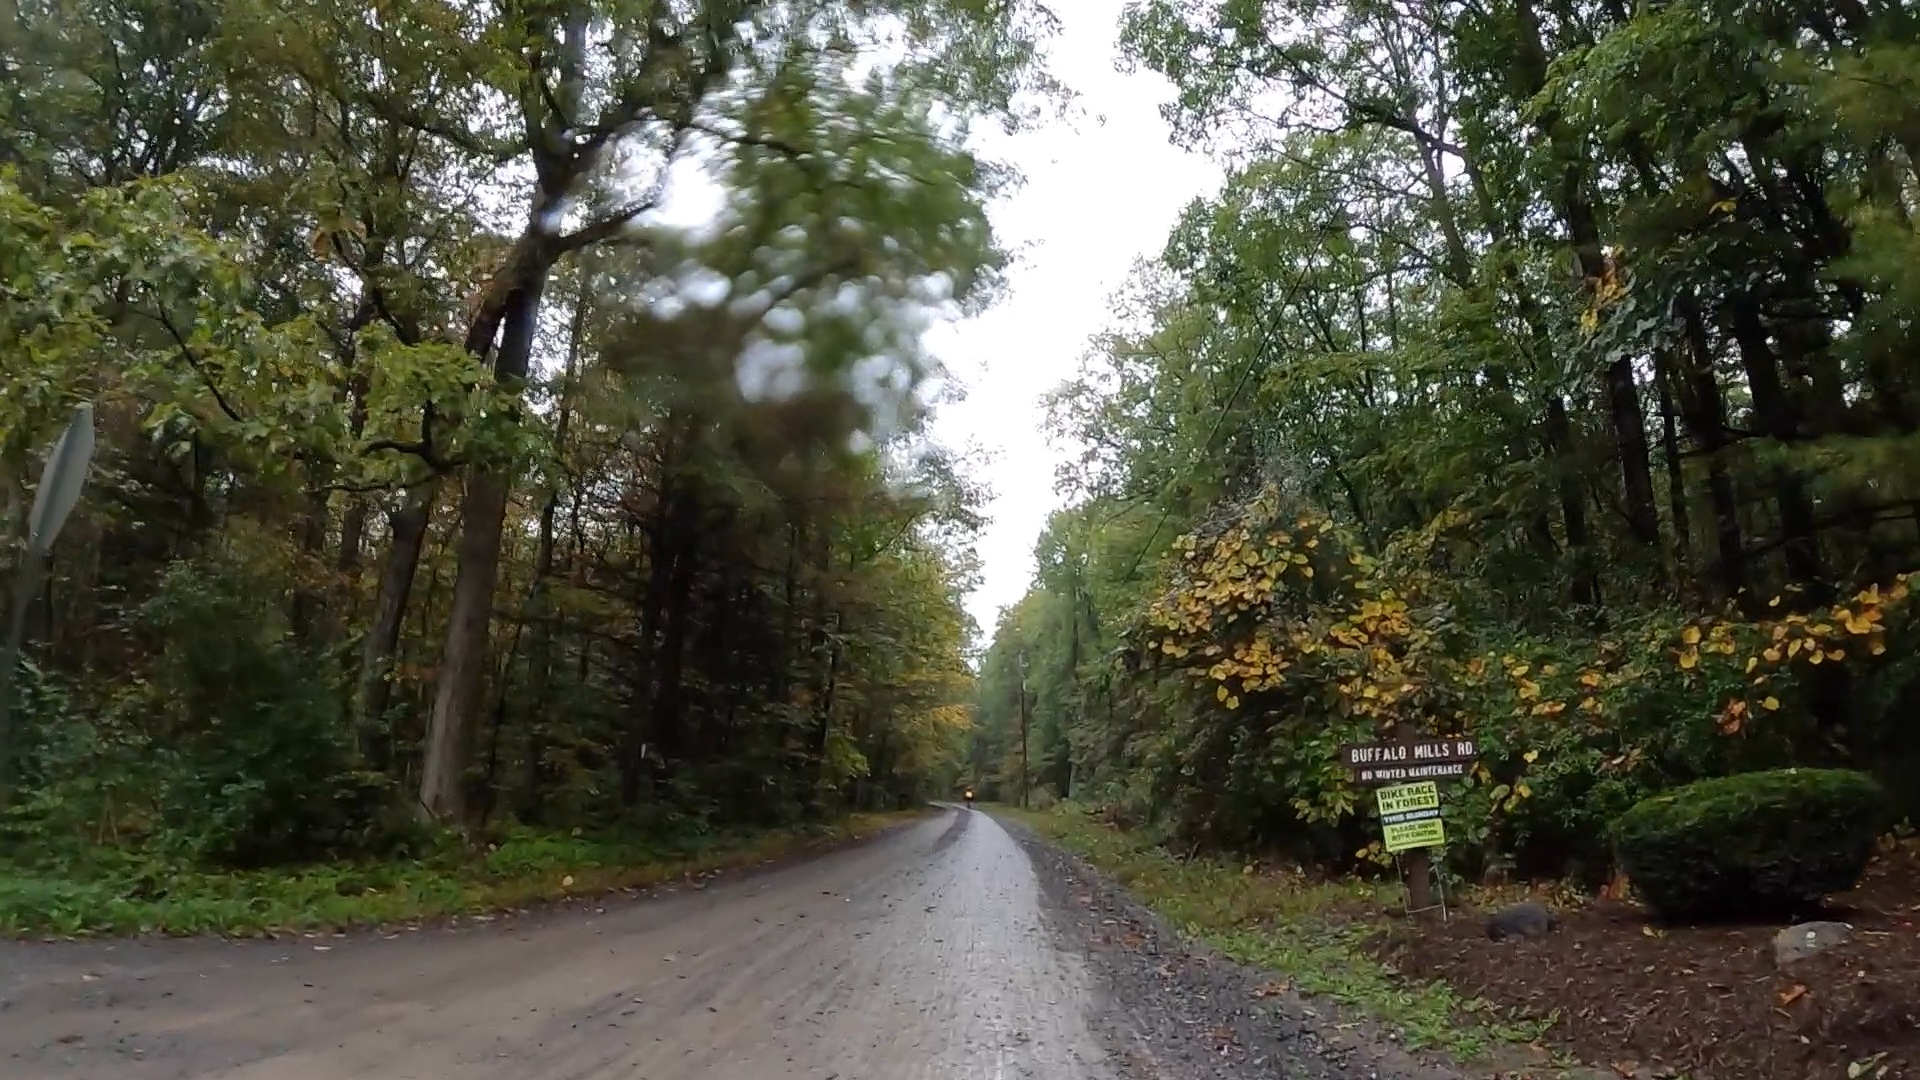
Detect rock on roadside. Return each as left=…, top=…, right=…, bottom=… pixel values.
left=1486, top=901, right=1559, bottom=942
left=1772, top=921, right=1853, bottom=967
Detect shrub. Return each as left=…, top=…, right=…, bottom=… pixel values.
left=1610, top=768, right=1886, bottom=921
left=130, top=557, right=420, bottom=867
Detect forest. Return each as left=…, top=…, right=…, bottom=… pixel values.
left=0, top=0, right=1057, bottom=927
left=4, top=0, right=1917, bottom=946
left=7, top=0, right=1914, bottom=1070
left=971, top=0, right=1920, bottom=886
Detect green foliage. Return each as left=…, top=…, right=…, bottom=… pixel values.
left=1610, top=768, right=1887, bottom=922
left=2, top=0, right=1045, bottom=931
left=128, top=557, right=417, bottom=867
left=984, top=0, right=1920, bottom=916
left=0, top=811, right=919, bottom=937
left=4, top=553, right=411, bottom=869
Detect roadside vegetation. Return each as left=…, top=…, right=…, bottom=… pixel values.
left=997, top=804, right=1541, bottom=1062
left=1, top=0, right=1051, bottom=936
left=1006, top=801, right=1917, bottom=1080
left=970, top=2, right=1920, bottom=1078
left=0, top=810, right=922, bottom=939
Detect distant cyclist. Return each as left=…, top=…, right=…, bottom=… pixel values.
left=963, top=788, right=975, bottom=809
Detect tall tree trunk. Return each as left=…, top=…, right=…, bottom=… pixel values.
left=519, top=487, right=561, bottom=823
left=1458, top=145, right=1601, bottom=609
left=1674, top=295, right=1749, bottom=605
left=1604, top=350, right=1664, bottom=559
left=802, top=529, right=835, bottom=814
left=414, top=0, right=604, bottom=822
left=807, top=614, right=842, bottom=818
left=1728, top=296, right=1827, bottom=600
left=1543, top=395, right=1602, bottom=608
left=338, top=499, right=369, bottom=579
left=289, top=486, right=333, bottom=642
left=1511, top=0, right=1660, bottom=583
left=478, top=615, right=528, bottom=825
left=419, top=279, right=547, bottom=822
left=619, top=478, right=675, bottom=808
left=1654, top=349, right=1694, bottom=583
left=651, top=496, right=700, bottom=793
left=356, top=481, right=434, bottom=768
left=519, top=280, right=586, bottom=821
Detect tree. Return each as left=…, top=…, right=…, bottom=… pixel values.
left=0, top=0, right=1032, bottom=872
left=993, top=0, right=1920, bottom=870
left=408, top=0, right=1053, bottom=821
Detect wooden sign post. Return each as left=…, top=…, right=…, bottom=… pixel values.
left=1341, top=733, right=1476, bottom=917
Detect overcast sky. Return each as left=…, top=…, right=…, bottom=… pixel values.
left=923, top=0, right=1221, bottom=640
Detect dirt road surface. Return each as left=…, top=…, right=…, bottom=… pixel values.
left=0, top=808, right=1466, bottom=1080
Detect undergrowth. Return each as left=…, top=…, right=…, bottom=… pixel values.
left=0, top=810, right=923, bottom=938
left=1000, top=802, right=1554, bottom=1061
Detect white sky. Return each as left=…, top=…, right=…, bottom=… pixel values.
left=629, top=0, right=1220, bottom=639
left=923, top=0, right=1221, bottom=637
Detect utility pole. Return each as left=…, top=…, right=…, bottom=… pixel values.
left=1016, top=647, right=1030, bottom=809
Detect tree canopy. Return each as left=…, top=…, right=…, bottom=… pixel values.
left=974, top=0, right=1920, bottom=880
left=1, top=0, right=1051, bottom=870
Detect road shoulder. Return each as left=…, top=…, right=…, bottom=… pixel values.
left=999, top=810, right=1487, bottom=1080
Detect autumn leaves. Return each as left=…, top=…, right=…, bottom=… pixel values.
left=1128, top=480, right=1914, bottom=839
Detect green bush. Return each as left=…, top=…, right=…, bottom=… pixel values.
left=127, top=557, right=421, bottom=868
left=1610, top=768, right=1886, bottom=921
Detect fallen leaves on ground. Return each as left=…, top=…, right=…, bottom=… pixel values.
left=1368, top=842, right=1920, bottom=1080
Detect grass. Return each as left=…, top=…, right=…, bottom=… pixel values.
left=0, top=809, right=926, bottom=939
left=998, top=803, right=1551, bottom=1062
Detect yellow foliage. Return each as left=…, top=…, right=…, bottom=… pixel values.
left=1141, top=488, right=1445, bottom=736
left=1144, top=482, right=1916, bottom=835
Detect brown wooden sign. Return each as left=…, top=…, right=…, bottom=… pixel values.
left=1342, top=738, right=1477, bottom=786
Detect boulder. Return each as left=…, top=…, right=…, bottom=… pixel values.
left=1772, top=921, right=1853, bottom=966
left=1486, top=900, right=1560, bottom=942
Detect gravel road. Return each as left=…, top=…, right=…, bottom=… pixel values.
left=0, top=807, right=1469, bottom=1080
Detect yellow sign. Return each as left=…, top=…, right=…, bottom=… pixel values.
left=1376, top=781, right=1445, bottom=853
left=1375, top=781, right=1439, bottom=816
left=1382, top=815, right=1446, bottom=853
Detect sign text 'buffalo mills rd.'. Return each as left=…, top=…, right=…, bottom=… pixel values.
left=1339, top=737, right=1477, bottom=786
